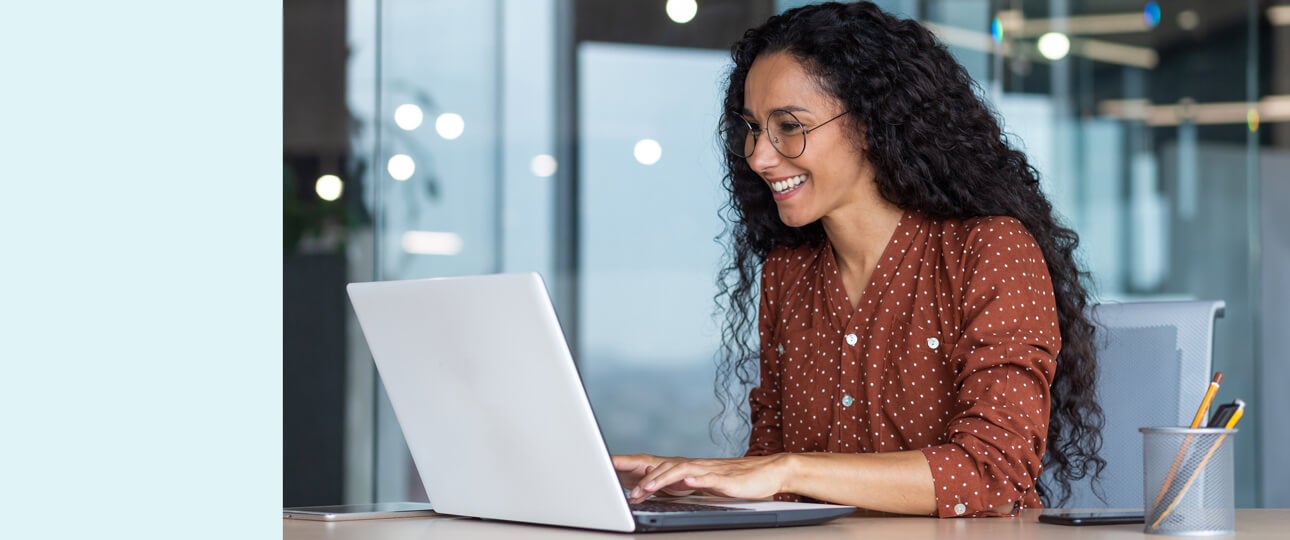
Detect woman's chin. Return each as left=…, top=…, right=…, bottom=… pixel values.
left=777, top=209, right=815, bottom=228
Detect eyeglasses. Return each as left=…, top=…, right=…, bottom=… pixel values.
left=721, top=109, right=849, bottom=159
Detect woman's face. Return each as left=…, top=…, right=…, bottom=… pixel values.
left=742, top=52, right=875, bottom=228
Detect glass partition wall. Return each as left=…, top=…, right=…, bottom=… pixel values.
left=339, top=0, right=1272, bottom=507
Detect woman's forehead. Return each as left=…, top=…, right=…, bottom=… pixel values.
left=742, top=52, right=833, bottom=117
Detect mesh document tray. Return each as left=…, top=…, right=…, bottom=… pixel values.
left=1048, top=300, right=1224, bottom=509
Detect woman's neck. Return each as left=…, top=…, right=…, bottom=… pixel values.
left=820, top=200, right=905, bottom=277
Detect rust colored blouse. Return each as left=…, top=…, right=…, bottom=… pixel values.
left=746, top=210, right=1060, bottom=518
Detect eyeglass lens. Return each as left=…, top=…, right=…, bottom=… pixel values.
left=722, top=110, right=809, bottom=159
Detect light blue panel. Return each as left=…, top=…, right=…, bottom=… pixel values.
left=925, top=0, right=990, bottom=84
left=1176, top=122, right=1198, bottom=221
left=577, top=42, right=731, bottom=457
left=376, top=0, right=501, bottom=280
left=577, top=42, right=729, bottom=368
left=501, top=0, right=556, bottom=279
left=0, top=1, right=280, bottom=539
left=1130, top=152, right=1166, bottom=291
left=996, top=94, right=1058, bottom=208
left=1260, top=151, right=1290, bottom=507
left=1078, top=118, right=1126, bottom=299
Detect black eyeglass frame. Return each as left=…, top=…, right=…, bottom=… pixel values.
left=723, top=109, right=850, bottom=159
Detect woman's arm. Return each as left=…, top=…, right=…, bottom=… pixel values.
left=624, top=450, right=936, bottom=514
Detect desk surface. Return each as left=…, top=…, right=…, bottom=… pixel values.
left=284, top=509, right=1287, bottom=539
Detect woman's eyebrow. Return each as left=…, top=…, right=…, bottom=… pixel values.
left=741, top=105, right=811, bottom=116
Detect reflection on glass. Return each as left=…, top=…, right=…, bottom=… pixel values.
left=632, top=138, right=662, bottom=165
left=315, top=174, right=343, bottom=201
left=1144, top=1, right=1162, bottom=28
left=434, top=112, right=465, bottom=140
left=394, top=104, right=424, bottom=130
left=400, top=231, right=464, bottom=256
left=386, top=154, right=415, bottom=181
left=529, top=154, right=557, bottom=177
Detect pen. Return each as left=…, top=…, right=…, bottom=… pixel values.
left=1190, top=372, right=1223, bottom=428
left=1223, top=399, right=1245, bottom=429
left=1207, top=401, right=1240, bottom=428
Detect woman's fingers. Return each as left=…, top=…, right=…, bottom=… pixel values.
left=631, top=460, right=704, bottom=502
left=611, top=454, right=653, bottom=473
left=612, top=454, right=664, bottom=489
left=628, top=456, right=784, bottom=502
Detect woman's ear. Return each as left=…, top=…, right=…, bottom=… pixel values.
left=851, top=121, right=870, bottom=152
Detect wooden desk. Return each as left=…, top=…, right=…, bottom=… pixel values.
left=284, top=509, right=1287, bottom=539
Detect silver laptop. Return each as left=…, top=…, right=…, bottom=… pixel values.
left=347, top=272, right=856, bottom=532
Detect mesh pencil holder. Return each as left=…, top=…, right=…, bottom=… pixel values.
left=1140, top=427, right=1237, bottom=536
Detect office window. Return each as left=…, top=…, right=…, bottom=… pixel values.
left=308, top=0, right=1284, bottom=508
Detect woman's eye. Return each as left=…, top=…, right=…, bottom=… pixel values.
left=779, top=122, right=804, bottom=133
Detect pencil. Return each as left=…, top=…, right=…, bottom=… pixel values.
left=1150, top=372, right=1224, bottom=514
left=1190, top=372, right=1223, bottom=428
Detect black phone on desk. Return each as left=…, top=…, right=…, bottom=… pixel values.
left=1038, top=510, right=1144, bottom=526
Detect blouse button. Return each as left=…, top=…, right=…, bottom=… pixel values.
left=776, top=343, right=785, bottom=355
left=842, top=395, right=854, bottom=407
left=953, top=503, right=967, bottom=515
left=927, top=336, right=940, bottom=350
left=844, top=333, right=858, bottom=346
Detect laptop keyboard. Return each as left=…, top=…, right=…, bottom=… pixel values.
left=630, top=500, right=743, bottom=513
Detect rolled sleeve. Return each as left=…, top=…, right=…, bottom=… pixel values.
left=922, top=218, right=1060, bottom=518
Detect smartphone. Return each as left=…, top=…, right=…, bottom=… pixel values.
left=283, top=502, right=436, bottom=521
left=1038, top=510, right=1144, bottom=526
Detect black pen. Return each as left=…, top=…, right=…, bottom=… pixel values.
left=1207, top=401, right=1240, bottom=428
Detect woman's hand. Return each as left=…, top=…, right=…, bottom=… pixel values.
left=611, top=454, right=697, bottom=498
left=617, top=454, right=795, bottom=504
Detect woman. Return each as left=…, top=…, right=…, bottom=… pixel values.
left=612, top=1, right=1104, bottom=517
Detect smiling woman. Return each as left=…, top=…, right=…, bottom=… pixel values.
left=612, top=1, right=1105, bottom=518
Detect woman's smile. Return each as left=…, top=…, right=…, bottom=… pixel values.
left=769, top=173, right=808, bottom=200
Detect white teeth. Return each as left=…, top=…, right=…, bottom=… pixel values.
left=772, top=174, right=807, bottom=193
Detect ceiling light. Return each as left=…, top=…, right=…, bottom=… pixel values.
left=1037, top=32, right=1070, bottom=61
left=666, top=0, right=697, bottom=24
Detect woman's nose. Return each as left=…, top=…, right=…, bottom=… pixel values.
left=745, top=132, right=782, bottom=171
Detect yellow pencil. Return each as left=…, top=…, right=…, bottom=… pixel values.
left=1151, top=372, right=1225, bottom=513
left=1190, top=372, right=1223, bottom=428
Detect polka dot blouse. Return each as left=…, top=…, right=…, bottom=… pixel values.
left=746, top=210, right=1060, bottom=518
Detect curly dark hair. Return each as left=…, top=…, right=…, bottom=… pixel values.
left=711, top=1, right=1104, bottom=507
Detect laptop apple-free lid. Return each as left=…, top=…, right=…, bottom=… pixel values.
left=348, top=273, right=637, bottom=532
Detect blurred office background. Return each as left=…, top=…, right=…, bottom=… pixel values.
left=284, top=0, right=1290, bottom=509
